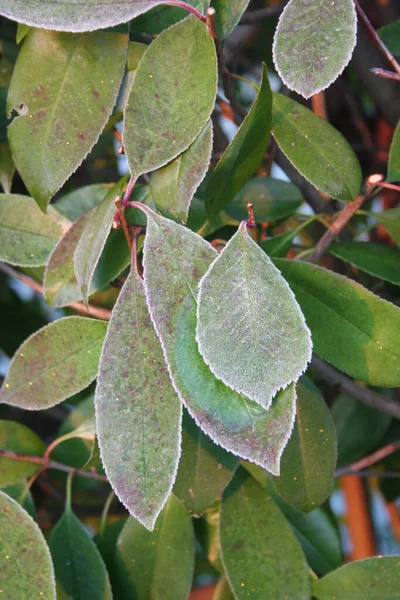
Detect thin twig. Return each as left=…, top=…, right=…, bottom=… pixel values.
left=0, top=449, right=108, bottom=483
left=336, top=470, right=400, bottom=479
left=311, top=355, right=400, bottom=420
left=115, top=196, right=133, bottom=252
left=336, top=441, right=400, bottom=476
left=164, top=0, right=207, bottom=22
left=0, top=262, right=111, bottom=321
left=371, top=68, right=400, bottom=82
left=354, top=0, right=400, bottom=75
left=239, top=3, right=287, bottom=25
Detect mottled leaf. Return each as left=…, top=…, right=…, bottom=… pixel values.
left=313, top=556, right=400, bottom=599
left=96, top=264, right=181, bottom=530
left=74, top=176, right=128, bottom=305
left=273, top=0, right=357, bottom=99
left=138, top=204, right=296, bottom=474
left=388, top=120, right=400, bottom=182
left=211, top=0, right=250, bottom=38
left=378, top=19, right=400, bottom=57
left=197, top=222, right=312, bottom=408
left=7, top=29, right=127, bottom=210
left=55, top=183, right=111, bottom=221
left=0, top=420, right=45, bottom=487
left=272, top=93, right=362, bottom=201
left=49, top=505, right=112, bottom=600
left=0, top=0, right=204, bottom=32
left=115, top=495, right=195, bottom=600
left=371, top=207, right=400, bottom=246
left=205, top=64, right=272, bottom=220
left=220, top=468, right=310, bottom=600
left=330, top=240, right=400, bottom=286
left=150, top=120, right=213, bottom=222
left=271, top=377, right=337, bottom=513
left=0, top=193, right=66, bottom=266
left=124, top=16, right=217, bottom=177
left=274, top=258, right=400, bottom=386
left=173, top=410, right=238, bottom=516
left=0, top=316, right=107, bottom=409
left=0, top=491, right=56, bottom=600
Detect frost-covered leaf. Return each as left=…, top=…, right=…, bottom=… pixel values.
left=173, top=410, right=238, bottom=516
left=206, top=64, right=272, bottom=220
left=211, top=0, right=250, bottom=38
left=0, top=0, right=203, bottom=32
left=137, top=204, right=296, bottom=474
left=115, top=495, right=195, bottom=600
left=74, top=176, right=128, bottom=305
left=273, top=0, right=357, bottom=99
left=197, top=222, right=312, bottom=408
left=124, top=16, right=217, bottom=177
left=330, top=241, right=400, bottom=286
left=0, top=317, right=107, bottom=410
left=272, top=93, right=362, bottom=201
left=0, top=491, right=56, bottom=600
left=388, top=120, right=400, bottom=183
left=7, top=29, right=127, bottom=210
left=271, top=377, right=337, bottom=513
left=220, top=468, right=310, bottom=600
left=0, top=420, right=45, bottom=487
left=150, top=120, right=213, bottom=222
left=0, top=193, right=66, bottom=266
left=96, top=263, right=181, bottom=531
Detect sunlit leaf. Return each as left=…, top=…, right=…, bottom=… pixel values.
left=271, top=377, right=337, bottom=513
left=173, top=410, right=238, bottom=516
left=124, top=16, right=217, bottom=178
left=0, top=316, right=107, bottom=409
left=0, top=420, right=45, bottom=487
left=272, top=93, right=362, bottom=201
left=275, top=258, right=400, bottom=387
left=388, top=120, right=400, bottom=183
left=115, top=495, right=195, bottom=600
left=213, top=576, right=235, bottom=600
left=150, top=120, right=213, bottom=222
left=7, top=29, right=127, bottom=210
left=0, top=490, right=56, bottom=600
left=220, top=468, right=310, bottom=600
left=205, top=64, right=272, bottom=220
left=330, top=240, right=400, bottom=286
left=197, top=222, right=312, bottom=408
left=273, top=0, right=357, bottom=98
left=96, top=263, right=181, bottom=530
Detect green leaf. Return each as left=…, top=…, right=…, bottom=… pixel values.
left=388, top=120, right=400, bottom=182
left=313, top=556, right=400, bottom=599
left=260, top=221, right=308, bottom=258
left=205, top=63, right=272, bottom=220
left=49, top=505, right=112, bottom=600
left=371, top=207, right=400, bottom=246
left=274, top=258, right=400, bottom=386
left=225, top=176, right=303, bottom=222
left=7, top=29, right=127, bottom=210
left=213, top=576, right=235, bottom=600
left=115, top=494, right=195, bottom=600
left=0, top=0, right=204, bottom=32
left=273, top=0, right=357, bottom=99
left=124, top=16, right=217, bottom=178
left=0, top=142, right=15, bottom=193
left=96, top=264, right=181, bottom=531
left=378, top=19, right=400, bottom=56
left=271, top=377, right=337, bottom=513
left=197, top=222, right=312, bottom=408
left=330, top=240, right=400, bottom=286
left=0, top=420, right=45, bottom=487
left=0, top=193, right=66, bottom=266
left=0, top=316, right=107, bottom=410
left=130, top=1, right=208, bottom=35
left=16, top=23, right=30, bottom=44
left=0, top=491, right=56, bottom=600
left=139, top=205, right=297, bottom=473
left=55, top=183, right=112, bottom=221
left=1, top=483, right=36, bottom=520
left=150, top=120, right=213, bottom=222
left=332, top=394, right=392, bottom=468
left=220, top=468, right=310, bottom=600
left=272, top=93, right=362, bottom=201
left=173, top=410, right=238, bottom=516
left=199, top=501, right=224, bottom=573
left=74, top=176, right=128, bottom=305
left=211, top=0, right=250, bottom=38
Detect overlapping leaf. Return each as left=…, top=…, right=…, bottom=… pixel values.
left=138, top=205, right=296, bottom=474
left=273, top=0, right=357, bottom=98
left=7, top=29, right=127, bottom=210
left=205, top=63, right=272, bottom=220
left=0, top=491, right=56, bottom=600
left=272, top=93, right=362, bottom=201
left=55, top=183, right=111, bottom=221
left=371, top=207, right=400, bottom=246
left=0, top=420, right=45, bottom=487
left=96, top=263, right=182, bottom=530
left=388, top=120, right=400, bottom=182
left=330, top=241, right=400, bottom=286
left=0, top=316, right=107, bottom=409
left=124, top=16, right=217, bottom=178
left=211, top=0, right=250, bottom=38
left=197, top=222, right=312, bottom=408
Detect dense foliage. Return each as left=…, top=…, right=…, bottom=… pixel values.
left=0, top=1, right=400, bottom=598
